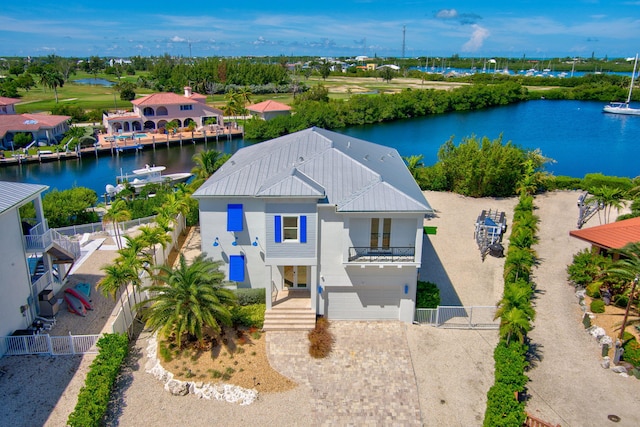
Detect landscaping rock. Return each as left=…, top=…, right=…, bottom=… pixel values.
left=601, top=357, right=610, bottom=369
left=588, top=326, right=606, bottom=340
left=165, top=379, right=189, bottom=396
left=611, top=365, right=628, bottom=374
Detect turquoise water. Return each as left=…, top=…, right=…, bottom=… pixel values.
left=1, top=100, right=639, bottom=196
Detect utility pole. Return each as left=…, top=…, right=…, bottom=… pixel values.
left=402, top=25, right=406, bottom=58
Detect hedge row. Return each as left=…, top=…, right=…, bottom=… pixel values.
left=67, top=333, right=129, bottom=427
left=484, top=192, right=539, bottom=426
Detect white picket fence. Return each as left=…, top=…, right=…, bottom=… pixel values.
left=0, top=333, right=100, bottom=357
left=415, top=306, right=499, bottom=329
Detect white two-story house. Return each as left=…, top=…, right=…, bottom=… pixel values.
left=0, top=181, right=80, bottom=339
left=193, top=127, right=432, bottom=329
left=102, top=87, right=224, bottom=134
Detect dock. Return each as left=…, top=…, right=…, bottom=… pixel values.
left=0, top=126, right=244, bottom=167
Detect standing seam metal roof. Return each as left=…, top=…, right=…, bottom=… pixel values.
left=193, top=127, right=432, bottom=213
left=0, top=181, right=48, bottom=215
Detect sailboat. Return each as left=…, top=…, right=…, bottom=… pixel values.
left=603, top=54, right=640, bottom=116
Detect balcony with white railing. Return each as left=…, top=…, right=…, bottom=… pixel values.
left=347, top=246, right=416, bottom=263
left=24, top=223, right=81, bottom=260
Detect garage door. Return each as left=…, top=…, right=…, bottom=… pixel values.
left=326, top=287, right=401, bottom=320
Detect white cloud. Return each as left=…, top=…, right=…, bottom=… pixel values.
left=462, top=25, right=489, bottom=52
left=436, top=9, right=458, bottom=19
left=171, top=36, right=186, bottom=42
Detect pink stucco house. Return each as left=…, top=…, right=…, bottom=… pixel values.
left=102, top=87, right=224, bottom=135
left=0, top=97, right=70, bottom=148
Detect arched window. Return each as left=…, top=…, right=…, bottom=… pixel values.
left=156, top=106, right=168, bottom=116
left=143, top=107, right=155, bottom=116
left=144, top=121, right=156, bottom=130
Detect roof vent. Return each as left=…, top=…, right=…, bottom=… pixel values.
left=347, top=141, right=351, bottom=149
left=380, top=156, right=385, bottom=161
left=298, top=156, right=304, bottom=162
left=363, top=154, right=369, bottom=161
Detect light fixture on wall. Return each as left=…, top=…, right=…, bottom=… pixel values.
left=232, top=236, right=238, bottom=246
left=404, top=284, right=409, bottom=295
left=252, top=237, right=259, bottom=247
left=212, top=237, right=220, bottom=247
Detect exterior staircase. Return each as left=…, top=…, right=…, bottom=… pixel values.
left=263, top=290, right=316, bottom=331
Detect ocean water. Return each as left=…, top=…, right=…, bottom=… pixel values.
left=1, top=100, right=638, bottom=196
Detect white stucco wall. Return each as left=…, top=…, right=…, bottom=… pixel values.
left=0, top=209, right=33, bottom=336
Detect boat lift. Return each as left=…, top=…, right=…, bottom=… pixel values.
left=577, top=192, right=603, bottom=229
left=474, top=209, right=507, bottom=261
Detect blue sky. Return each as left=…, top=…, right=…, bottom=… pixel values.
left=2, top=1, right=640, bottom=58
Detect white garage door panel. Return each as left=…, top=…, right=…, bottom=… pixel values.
left=327, top=288, right=401, bottom=320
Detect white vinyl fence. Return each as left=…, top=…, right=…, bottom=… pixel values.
left=0, top=333, right=100, bottom=356
left=415, top=306, right=499, bottom=329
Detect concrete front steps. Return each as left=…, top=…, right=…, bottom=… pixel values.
left=262, top=307, right=316, bottom=331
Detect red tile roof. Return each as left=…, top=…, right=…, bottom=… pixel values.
left=0, top=113, right=70, bottom=139
left=246, top=100, right=292, bottom=113
left=0, top=97, right=20, bottom=106
left=131, top=92, right=201, bottom=106
left=569, top=216, right=640, bottom=250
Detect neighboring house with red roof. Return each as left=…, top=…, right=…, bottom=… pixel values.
left=0, top=97, right=70, bottom=148
left=246, top=100, right=292, bottom=121
left=569, top=216, right=640, bottom=254
left=102, top=87, right=224, bottom=134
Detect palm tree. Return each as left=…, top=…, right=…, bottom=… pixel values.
left=237, top=86, right=253, bottom=107
left=140, top=254, right=237, bottom=348
left=191, top=150, right=230, bottom=187
left=98, top=261, right=139, bottom=334
left=137, top=225, right=172, bottom=266
left=499, top=307, right=532, bottom=345
left=102, top=200, right=131, bottom=250
left=39, top=68, right=65, bottom=103
left=403, top=154, right=424, bottom=180
left=586, top=186, right=626, bottom=224
left=607, top=242, right=640, bottom=340
left=115, top=235, right=152, bottom=308
left=494, top=281, right=535, bottom=322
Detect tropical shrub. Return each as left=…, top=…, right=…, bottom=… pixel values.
left=581, top=173, right=633, bottom=193
left=567, top=249, right=611, bottom=288
left=590, top=299, right=605, bottom=313
left=483, top=382, right=526, bottom=427
left=416, top=281, right=440, bottom=308
left=12, top=132, right=33, bottom=147
left=543, top=175, right=582, bottom=191
left=308, top=317, right=333, bottom=358
left=230, top=304, right=265, bottom=328
left=613, top=294, right=629, bottom=308
left=585, top=282, right=602, bottom=299
left=234, top=288, right=266, bottom=306
left=67, top=334, right=129, bottom=427
left=623, top=338, right=640, bottom=367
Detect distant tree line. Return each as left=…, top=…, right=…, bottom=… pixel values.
left=244, top=82, right=529, bottom=140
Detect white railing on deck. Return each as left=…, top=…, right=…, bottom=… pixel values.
left=24, top=226, right=81, bottom=259
left=415, top=306, right=499, bottom=329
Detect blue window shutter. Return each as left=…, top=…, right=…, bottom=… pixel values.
left=227, top=204, right=243, bottom=232
left=274, top=215, right=282, bottom=243
left=229, top=255, right=245, bottom=282
left=300, top=215, right=307, bottom=243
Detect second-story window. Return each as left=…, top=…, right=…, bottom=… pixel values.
left=180, top=104, right=193, bottom=111
left=275, top=215, right=307, bottom=243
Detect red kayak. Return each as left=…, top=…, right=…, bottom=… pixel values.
left=64, top=290, right=87, bottom=317
left=65, top=287, right=93, bottom=310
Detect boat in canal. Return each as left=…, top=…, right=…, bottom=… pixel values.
left=106, top=164, right=192, bottom=195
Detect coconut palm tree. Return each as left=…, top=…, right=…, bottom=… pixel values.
left=141, top=254, right=237, bottom=348
left=39, top=68, right=65, bottom=103
left=607, top=242, right=640, bottom=340
left=98, top=261, right=139, bottom=334
left=586, top=186, right=626, bottom=224
left=499, top=307, right=532, bottom=345
left=191, top=150, right=230, bottom=187
left=403, top=154, right=424, bottom=180
left=102, top=200, right=131, bottom=250
left=137, top=224, right=172, bottom=266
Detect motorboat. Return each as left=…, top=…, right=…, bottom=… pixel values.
left=107, top=164, right=192, bottom=195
